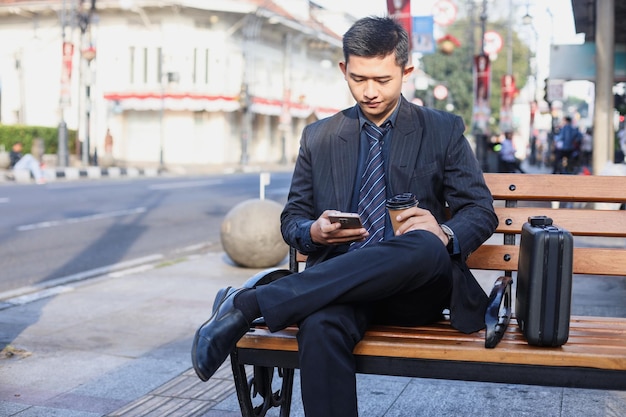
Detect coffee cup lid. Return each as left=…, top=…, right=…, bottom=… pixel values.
left=386, top=193, right=417, bottom=209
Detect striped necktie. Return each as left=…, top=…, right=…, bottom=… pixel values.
left=350, top=122, right=390, bottom=250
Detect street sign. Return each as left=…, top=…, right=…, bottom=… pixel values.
left=432, top=0, right=457, bottom=26
left=483, top=31, right=503, bottom=55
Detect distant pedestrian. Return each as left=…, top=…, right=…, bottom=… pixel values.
left=580, top=127, right=593, bottom=168
left=498, top=131, right=525, bottom=173
left=553, top=116, right=582, bottom=174
left=9, top=142, right=45, bottom=184
left=617, top=126, right=626, bottom=163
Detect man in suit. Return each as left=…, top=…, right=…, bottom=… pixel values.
left=192, top=16, right=497, bottom=417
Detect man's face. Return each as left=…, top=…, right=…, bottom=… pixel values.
left=340, top=53, right=413, bottom=126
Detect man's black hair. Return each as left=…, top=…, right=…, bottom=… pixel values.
left=342, top=16, right=409, bottom=68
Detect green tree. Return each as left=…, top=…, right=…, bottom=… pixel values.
left=419, top=18, right=532, bottom=134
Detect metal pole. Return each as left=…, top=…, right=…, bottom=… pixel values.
left=477, top=0, right=488, bottom=171
left=78, top=0, right=97, bottom=166
left=57, top=0, right=69, bottom=167
left=507, top=0, right=513, bottom=75
left=85, top=65, right=92, bottom=165
left=280, top=33, right=292, bottom=165
left=159, top=48, right=165, bottom=169
left=480, top=0, right=487, bottom=53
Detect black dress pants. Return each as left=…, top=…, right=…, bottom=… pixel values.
left=256, top=231, right=453, bottom=417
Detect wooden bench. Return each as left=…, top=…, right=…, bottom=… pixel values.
left=229, top=173, right=626, bottom=417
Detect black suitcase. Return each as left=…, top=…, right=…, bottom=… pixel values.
left=515, top=216, right=573, bottom=346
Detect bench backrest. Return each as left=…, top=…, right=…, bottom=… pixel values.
left=292, top=174, right=626, bottom=279
left=469, top=173, right=626, bottom=277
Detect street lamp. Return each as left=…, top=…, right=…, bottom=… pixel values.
left=522, top=3, right=540, bottom=165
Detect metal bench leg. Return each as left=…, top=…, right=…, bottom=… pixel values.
left=231, top=350, right=295, bottom=417
left=484, top=275, right=513, bottom=348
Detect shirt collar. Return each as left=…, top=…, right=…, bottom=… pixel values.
left=356, top=99, right=401, bottom=131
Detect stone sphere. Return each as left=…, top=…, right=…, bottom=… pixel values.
left=221, top=199, right=288, bottom=268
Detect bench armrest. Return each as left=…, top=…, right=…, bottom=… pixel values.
left=484, top=275, right=513, bottom=348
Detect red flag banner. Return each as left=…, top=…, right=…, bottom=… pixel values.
left=472, top=54, right=491, bottom=133
left=499, top=74, right=516, bottom=131
left=387, top=0, right=411, bottom=46
left=60, top=41, right=74, bottom=106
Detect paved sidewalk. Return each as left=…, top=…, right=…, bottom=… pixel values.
left=1, top=245, right=625, bottom=417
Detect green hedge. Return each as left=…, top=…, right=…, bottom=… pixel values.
left=0, top=124, right=77, bottom=155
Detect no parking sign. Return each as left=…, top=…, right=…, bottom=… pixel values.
left=483, top=31, right=503, bottom=55
left=432, top=0, right=457, bottom=26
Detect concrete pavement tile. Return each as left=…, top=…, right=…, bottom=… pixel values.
left=1, top=349, right=130, bottom=394
left=0, top=401, right=30, bottom=415
left=44, top=392, right=128, bottom=415
left=355, top=374, right=413, bottom=417
left=561, top=388, right=626, bottom=417
left=70, top=356, right=187, bottom=402
left=385, top=379, right=564, bottom=417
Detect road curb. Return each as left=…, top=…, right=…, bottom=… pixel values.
left=1, top=166, right=164, bottom=183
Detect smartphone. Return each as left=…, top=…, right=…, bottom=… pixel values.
left=328, top=212, right=363, bottom=229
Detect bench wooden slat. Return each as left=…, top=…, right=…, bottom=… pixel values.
left=238, top=315, right=626, bottom=371
left=494, top=207, right=626, bottom=237
left=466, top=245, right=626, bottom=276
left=484, top=173, right=626, bottom=202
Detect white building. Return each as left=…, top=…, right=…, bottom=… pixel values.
left=0, top=0, right=355, bottom=170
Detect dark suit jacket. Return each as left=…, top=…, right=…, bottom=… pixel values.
left=281, top=97, right=498, bottom=333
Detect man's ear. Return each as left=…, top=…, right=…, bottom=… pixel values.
left=339, top=61, right=347, bottom=77
left=402, top=65, right=415, bottom=81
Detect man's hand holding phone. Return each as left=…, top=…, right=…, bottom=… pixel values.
left=311, top=210, right=368, bottom=245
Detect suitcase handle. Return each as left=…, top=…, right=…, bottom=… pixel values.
left=529, top=215, right=553, bottom=227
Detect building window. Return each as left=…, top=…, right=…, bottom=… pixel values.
left=158, top=47, right=163, bottom=83
left=205, top=49, right=210, bottom=84
left=143, top=47, right=149, bottom=84
left=129, top=46, right=161, bottom=85
left=193, top=48, right=210, bottom=85
left=129, top=46, right=135, bottom=84
left=193, top=48, right=197, bottom=84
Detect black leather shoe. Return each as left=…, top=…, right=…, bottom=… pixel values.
left=191, top=287, right=251, bottom=381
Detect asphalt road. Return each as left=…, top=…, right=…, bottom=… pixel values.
left=0, top=172, right=292, bottom=295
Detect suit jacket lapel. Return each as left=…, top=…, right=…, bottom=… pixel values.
left=332, top=110, right=360, bottom=211
left=388, top=98, right=423, bottom=195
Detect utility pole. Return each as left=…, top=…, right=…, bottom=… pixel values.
left=474, top=0, right=489, bottom=172
left=57, top=0, right=69, bottom=167
left=77, top=0, right=97, bottom=166
left=240, top=14, right=261, bottom=168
